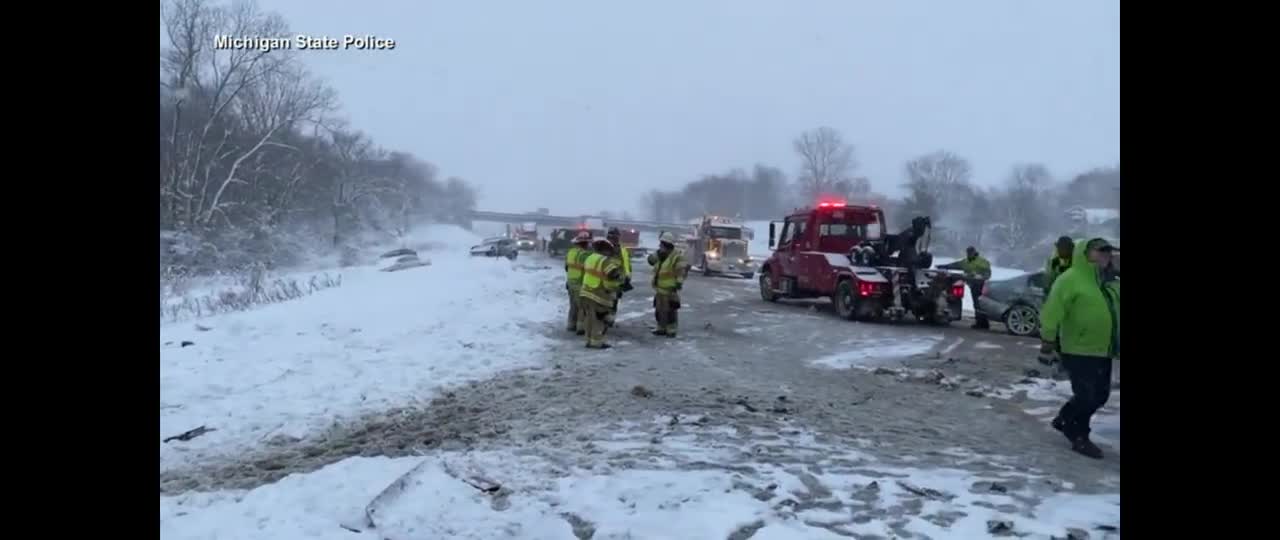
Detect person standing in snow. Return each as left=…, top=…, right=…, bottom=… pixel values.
left=605, top=228, right=635, bottom=328
left=938, top=246, right=993, bottom=329
left=1038, top=238, right=1120, bottom=459
left=578, top=239, right=625, bottom=349
left=646, top=232, right=689, bottom=337
left=563, top=231, right=593, bottom=334
left=1044, top=236, right=1074, bottom=292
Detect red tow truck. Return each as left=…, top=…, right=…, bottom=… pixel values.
left=758, top=201, right=966, bottom=324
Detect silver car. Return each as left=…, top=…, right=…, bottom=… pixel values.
left=976, top=271, right=1047, bottom=337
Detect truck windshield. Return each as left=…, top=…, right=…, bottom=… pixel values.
left=707, top=226, right=742, bottom=240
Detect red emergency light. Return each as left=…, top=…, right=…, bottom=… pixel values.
left=816, top=199, right=847, bottom=208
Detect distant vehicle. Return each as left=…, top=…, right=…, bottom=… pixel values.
left=470, top=237, right=519, bottom=260
left=547, top=225, right=605, bottom=257
left=507, top=223, right=539, bottom=251
left=686, top=216, right=754, bottom=278
left=614, top=227, right=646, bottom=258
left=759, top=201, right=964, bottom=325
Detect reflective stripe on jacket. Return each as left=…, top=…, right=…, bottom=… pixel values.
left=654, top=251, right=686, bottom=293
left=580, top=253, right=622, bottom=305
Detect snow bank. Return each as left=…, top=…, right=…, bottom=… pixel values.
left=159, top=225, right=562, bottom=472
left=809, top=335, right=943, bottom=369
left=161, top=443, right=1120, bottom=540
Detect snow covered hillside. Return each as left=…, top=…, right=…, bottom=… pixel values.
left=159, top=225, right=562, bottom=473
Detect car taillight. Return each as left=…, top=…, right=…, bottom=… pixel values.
left=951, top=282, right=965, bottom=298
left=858, top=282, right=877, bottom=297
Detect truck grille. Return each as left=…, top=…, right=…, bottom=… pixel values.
left=721, top=242, right=747, bottom=259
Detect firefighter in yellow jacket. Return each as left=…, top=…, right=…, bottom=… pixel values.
left=579, top=238, right=625, bottom=349
left=604, top=228, right=634, bottom=327
left=563, top=231, right=593, bottom=333
left=646, top=232, right=689, bottom=337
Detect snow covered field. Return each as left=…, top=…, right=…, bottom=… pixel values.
left=161, top=423, right=1119, bottom=540
left=160, top=225, right=562, bottom=473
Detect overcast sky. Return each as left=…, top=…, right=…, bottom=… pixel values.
left=250, top=0, right=1119, bottom=216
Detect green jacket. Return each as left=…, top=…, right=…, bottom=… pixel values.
left=1043, top=253, right=1072, bottom=291
left=1039, top=240, right=1120, bottom=358
left=941, top=255, right=992, bottom=281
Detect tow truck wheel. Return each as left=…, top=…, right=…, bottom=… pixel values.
left=759, top=273, right=778, bottom=302
left=834, top=280, right=858, bottom=320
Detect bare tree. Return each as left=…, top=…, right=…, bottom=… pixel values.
left=793, top=127, right=857, bottom=201
left=901, top=150, right=972, bottom=221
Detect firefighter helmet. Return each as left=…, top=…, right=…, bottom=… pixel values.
left=659, top=232, right=676, bottom=246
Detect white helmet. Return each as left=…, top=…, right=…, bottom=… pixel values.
left=659, top=232, right=676, bottom=245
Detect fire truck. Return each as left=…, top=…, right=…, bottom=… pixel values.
left=758, top=201, right=965, bottom=324
left=685, top=216, right=754, bottom=279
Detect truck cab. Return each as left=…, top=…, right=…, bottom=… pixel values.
left=686, top=216, right=754, bottom=278
left=759, top=202, right=964, bottom=324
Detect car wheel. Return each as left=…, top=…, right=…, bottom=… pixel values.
left=759, top=273, right=778, bottom=302
left=834, top=280, right=857, bottom=320
left=1004, top=304, right=1040, bottom=337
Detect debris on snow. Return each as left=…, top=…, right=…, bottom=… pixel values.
left=630, top=385, right=653, bottom=398
left=380, top=248, right=416, bottom=259
left=194, top=324, right=213, bottom=332
left=180, top=340, right=195, bottom=347
left=972, top=481, right=1010, bottom=494
left=897, top=480, right=953, bottom=501
left=163, top=425, right=215, bottom=443
left=987, top=519, right=1016, bottom=535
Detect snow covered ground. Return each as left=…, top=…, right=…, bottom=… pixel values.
left=161, top=423, right=1120, bottom=540
left=160, top=225, right=563, bottom=473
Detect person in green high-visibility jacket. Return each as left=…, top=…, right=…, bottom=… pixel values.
left=646, top=232, right=690, bottom=337
left=938, top=246, right=993, bottom=329
left=1044, top=236, right=1074, bottom=293
left=1039, top=237, right=1120, bottom=460
left=563, top=231, right=593, bottom=333
left=605, top=228, right=635, bottom=328
left=579, top=239, right=625, bottom=349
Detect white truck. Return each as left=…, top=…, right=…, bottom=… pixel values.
left=685, top=216, right=754, bottom=278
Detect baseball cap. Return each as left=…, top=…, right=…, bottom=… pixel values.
left=1085, top=238, right=1117, bottom=252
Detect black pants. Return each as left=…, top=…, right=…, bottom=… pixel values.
left=1056, top=354, right=1113, bottom=439
left=968, top=280, right=988, bottom=327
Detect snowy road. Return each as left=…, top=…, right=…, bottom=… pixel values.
left=160, top=241, right=1119, bottom=539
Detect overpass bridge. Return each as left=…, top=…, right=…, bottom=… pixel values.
left=468, top=210, right=693, bottom=234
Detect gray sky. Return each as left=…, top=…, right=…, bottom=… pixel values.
left=254, top=0, right=1119, bottom=216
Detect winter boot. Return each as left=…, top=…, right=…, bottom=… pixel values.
left=1070, top=437, right=1104, bottom=459
left=1051, top=416, right=1066, bottom=433
left=585, top=343, right=613, bottom=350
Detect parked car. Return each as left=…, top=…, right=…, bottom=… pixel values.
left=470, top=237, right=519, bottom=260
left=976, top=271, right=1046, bottom=337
